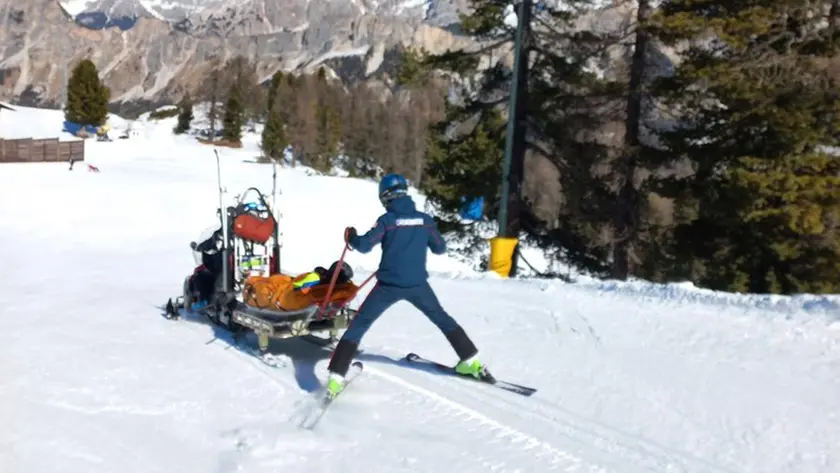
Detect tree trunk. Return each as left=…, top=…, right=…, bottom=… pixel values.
left=503, top=0, right=532, bottom=278
left=613, top=0, right=652, bottom=280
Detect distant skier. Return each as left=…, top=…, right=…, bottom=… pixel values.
left=325, top=173, right=489, bottom=398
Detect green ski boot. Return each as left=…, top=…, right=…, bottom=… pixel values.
left=455, top=355, right=489, bottom=380
left=326, top=373, right=345, bottom=399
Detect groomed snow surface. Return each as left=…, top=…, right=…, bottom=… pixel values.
left=2, top=105, right=840, bottom=473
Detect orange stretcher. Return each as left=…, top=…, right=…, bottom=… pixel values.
left=241, top=272, right=360, bottom=312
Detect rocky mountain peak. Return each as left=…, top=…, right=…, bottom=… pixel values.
left=0, top=0, right=475, bottom=114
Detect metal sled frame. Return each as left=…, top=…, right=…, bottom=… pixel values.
left=170, top=284, right=357, bottom=352
left=231, top=302, right=357, bottom=352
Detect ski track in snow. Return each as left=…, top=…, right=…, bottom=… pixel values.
left=172, top=301, right=829, bottom=473
left=204, top=332, right=726, bottom=473
left=162, top=307, right=689, bottom=473
left=2, top=105, right=839, bottom=473
left=169, top=314, right=594, bottom=473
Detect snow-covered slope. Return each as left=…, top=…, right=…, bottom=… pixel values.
left=1, top=106, right=839, bottom=473
left=0, top=104, right=128, bottom=141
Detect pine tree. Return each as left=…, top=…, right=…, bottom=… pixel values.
left=222, top=83, right=244, bottom=143
left=419, top=0, right=622, bottom=276
left=341, top=84, right=381, bottom=178
left=396, top=46, right=432, bottom=88
left=417, top=0, right=527, bottom=231
left=261, top=104, right=288, bottom=163
left=424, top=107, right=506, bottom=229
left=173, top=92, right=193, bottom=134
left=204, top=65, right=222, bottom=141
left=267, top=71, right=284, bottom=114
left=653, top=0, right=840, bottom=293
left=289, top=75, right=319, bottom=167
left=64, top=59, right=110, bottom=127
left=393, top=45, right=448, bottom=187
left=222, top=55, right=263, bottom=130
left=314, top=104, right=341, bottom=172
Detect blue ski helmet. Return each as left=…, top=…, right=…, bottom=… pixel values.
left=378, top=173, right=408, bottom=204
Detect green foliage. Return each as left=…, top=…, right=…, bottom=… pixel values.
left=340, top=91, right=385, bottom=179
left=418, top=0, right=624, bottom=277
left=719, top=153, right=840, bottom=293
left=222, top=83, right=244, bottom=143
left=423, top=108, right=506, bottom=232
left=261, top=104, right=288, bottom=162
left=396, top=47, right=432, bottom=88
left=64, top=59, right=110, bottom=127
left=254, top=67, right=440, bottom=177
left=313, top=104, right=341, bottom=172
left=196, top=0, right=840, bottom=294
left=417, top=0, right=518, bottom=226
left=267, top=71, right=284, bottom=113
left=458, top=0, right=511, bottom=37
left=150, top=107, right=179, bottom=120
left=173, top=93, right=193, bottom=134
left=653, top=0, right=840, bottom=294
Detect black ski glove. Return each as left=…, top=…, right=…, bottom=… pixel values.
left=344, top=226, right=357, bottom=244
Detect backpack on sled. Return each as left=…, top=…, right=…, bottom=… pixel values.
left=232, top=188, right=277, bottom=245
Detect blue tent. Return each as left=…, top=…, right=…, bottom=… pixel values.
left=459, top=196, right=485, bottom=221
left=63, top=121, right=100, bottom=137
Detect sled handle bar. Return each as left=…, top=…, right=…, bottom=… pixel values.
left=316, top=241, right=377, bottom=321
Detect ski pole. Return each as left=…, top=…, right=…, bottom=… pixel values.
left=317, top=241, right=349, bottom=320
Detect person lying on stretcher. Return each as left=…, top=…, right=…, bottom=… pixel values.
left=243, top=261, right=357, bottom=312
left=292, top=261, right=354, bottom=293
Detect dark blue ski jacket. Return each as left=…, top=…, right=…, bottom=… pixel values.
left=348, top=195, right=446, bottom=287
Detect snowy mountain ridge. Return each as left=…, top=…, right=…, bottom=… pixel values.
left=0, top=0, right=472, bottom=108
left=58, top=0, right=445, bottom=26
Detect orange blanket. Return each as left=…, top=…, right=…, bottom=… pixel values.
left=242, top=273, right=359, bottom=311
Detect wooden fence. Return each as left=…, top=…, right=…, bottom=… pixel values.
left=0, top=138, right=85, bottom=163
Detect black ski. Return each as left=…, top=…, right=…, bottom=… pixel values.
left=297, top=361, right=364, bottom=429
left=404, top=353, right=536, bottom=397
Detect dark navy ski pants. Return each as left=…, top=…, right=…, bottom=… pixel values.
left=341, top=281, right=459, bottom=344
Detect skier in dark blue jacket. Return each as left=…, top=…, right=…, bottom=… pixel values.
left=326, top=173, right=489, bottom=398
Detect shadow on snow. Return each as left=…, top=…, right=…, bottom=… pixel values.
left=152, top=303, right=465, bottom=393
left=154, top=304, right=334, bottom=393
